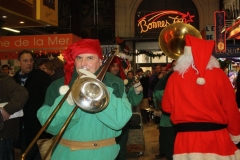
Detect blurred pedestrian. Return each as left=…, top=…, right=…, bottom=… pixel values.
left=0, top=73, right=28, bottom=160
left=13, top=50, right=52, bottom=160
left=1, top=64, right=13, bottom=76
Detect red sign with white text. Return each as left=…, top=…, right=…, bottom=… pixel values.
left=0, top=34, right=81, bottom=52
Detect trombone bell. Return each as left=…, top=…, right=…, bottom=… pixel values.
left=71, top=77, right=109, bottom=112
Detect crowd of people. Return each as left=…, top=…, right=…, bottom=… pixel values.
left=0, top=35, right=240, bottom=160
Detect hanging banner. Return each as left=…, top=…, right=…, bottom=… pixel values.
left=214, top=11, right=226, bottom=52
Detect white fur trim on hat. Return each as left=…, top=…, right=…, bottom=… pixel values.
left=124, top=79, right=128, bottom=85
left=196, top=77, right=205, bottom=85
left=59, top=85, right=70, bottom=95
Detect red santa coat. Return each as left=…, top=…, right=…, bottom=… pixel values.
left=162, top=67, right=240, bottom=160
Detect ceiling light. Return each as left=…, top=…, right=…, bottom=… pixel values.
left=20, top=21, right=24, bottom=24
left=2, top=27, right=20, bottom=33
left=2, top=16, right=7, bottom=18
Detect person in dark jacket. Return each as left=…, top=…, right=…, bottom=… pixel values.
left=0, top=73, right=29, bottom=160
left=13, top=50, right=52, bottom=160
left=139, top=70, right=151, bottom=123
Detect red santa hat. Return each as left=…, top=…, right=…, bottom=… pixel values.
left=63, top=39, right=103, bottom=85
left=110, top=56, right=128, bottom=85
left=184, top=34, right=214, bottom=85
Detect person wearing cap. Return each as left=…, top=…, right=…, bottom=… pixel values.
left=108, top=56, right=143, bottom=160
left=162, top=34, right=240, bottom=159
left=37, top=39, right=132, bottom=160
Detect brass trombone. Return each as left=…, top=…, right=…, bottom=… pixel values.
left=21, top=48, right=117, bottom=160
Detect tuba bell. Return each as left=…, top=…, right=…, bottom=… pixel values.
left=159, top=23, right=202, bottom=60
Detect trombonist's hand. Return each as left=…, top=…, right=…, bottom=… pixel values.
left=78, top=69, right=96, bottom=79
left=66, top=92, right=75, bottom=106
left=59, top=85, right=75, bottom=106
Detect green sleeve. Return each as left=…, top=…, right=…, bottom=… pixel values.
left=153, top=90, right=164, bottom=110
left=96, top=87, right=132, bottom=130
left=37, top=95, right=82, bottom=135
left=127, top=86, right=143, bottom=106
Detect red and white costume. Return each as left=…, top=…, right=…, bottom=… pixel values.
left=162, top=34, right=240, bottom=160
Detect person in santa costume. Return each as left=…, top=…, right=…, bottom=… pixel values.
left=162, top=34, right=240, bottom=160
left=37, top=39, right=132, bottom=160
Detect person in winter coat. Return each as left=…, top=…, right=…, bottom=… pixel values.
left=13, top=50, right=52, bottom=160
left=0, top=73, right=28, bottom=160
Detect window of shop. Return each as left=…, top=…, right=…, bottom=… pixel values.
left=135, top=41, right=173, bottom=71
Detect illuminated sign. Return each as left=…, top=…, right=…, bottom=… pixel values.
left=227, top=20, right=240, bottom=39
left=137, top=10, right=195, bottom=33
left=213, top=44, right=240, bottom=58
left=214, top=11, right=226, bottom=52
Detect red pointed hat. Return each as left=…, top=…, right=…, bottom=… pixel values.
left=110, top=56, right=127, bottom=80
left=63, top=39, right=103, bottom=85
left=185, top=34, right=214, bottom=85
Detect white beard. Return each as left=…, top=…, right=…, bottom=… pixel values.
left=174, top=54, right=220, bottom=77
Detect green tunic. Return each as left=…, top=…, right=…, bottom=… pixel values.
left=125, top=78, right=143, bottom=107
left=127, top=86, right=143, bottom=107
left=37, top=69, right=132, bottom=160
left=153, top=71, right=174, bottom=127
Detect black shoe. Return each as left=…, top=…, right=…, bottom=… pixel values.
left=155, top=154, right=166, bottom=159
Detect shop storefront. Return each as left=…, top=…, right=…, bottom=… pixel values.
left=115, top=0, right=201, bottom=71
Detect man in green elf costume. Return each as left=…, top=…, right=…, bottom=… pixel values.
left=37, top=39, right=132, bottom=160
left=108, top=56, right=143, bottom=160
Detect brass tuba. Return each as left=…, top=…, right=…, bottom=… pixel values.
left=159, top=23, right=202, bottom=60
